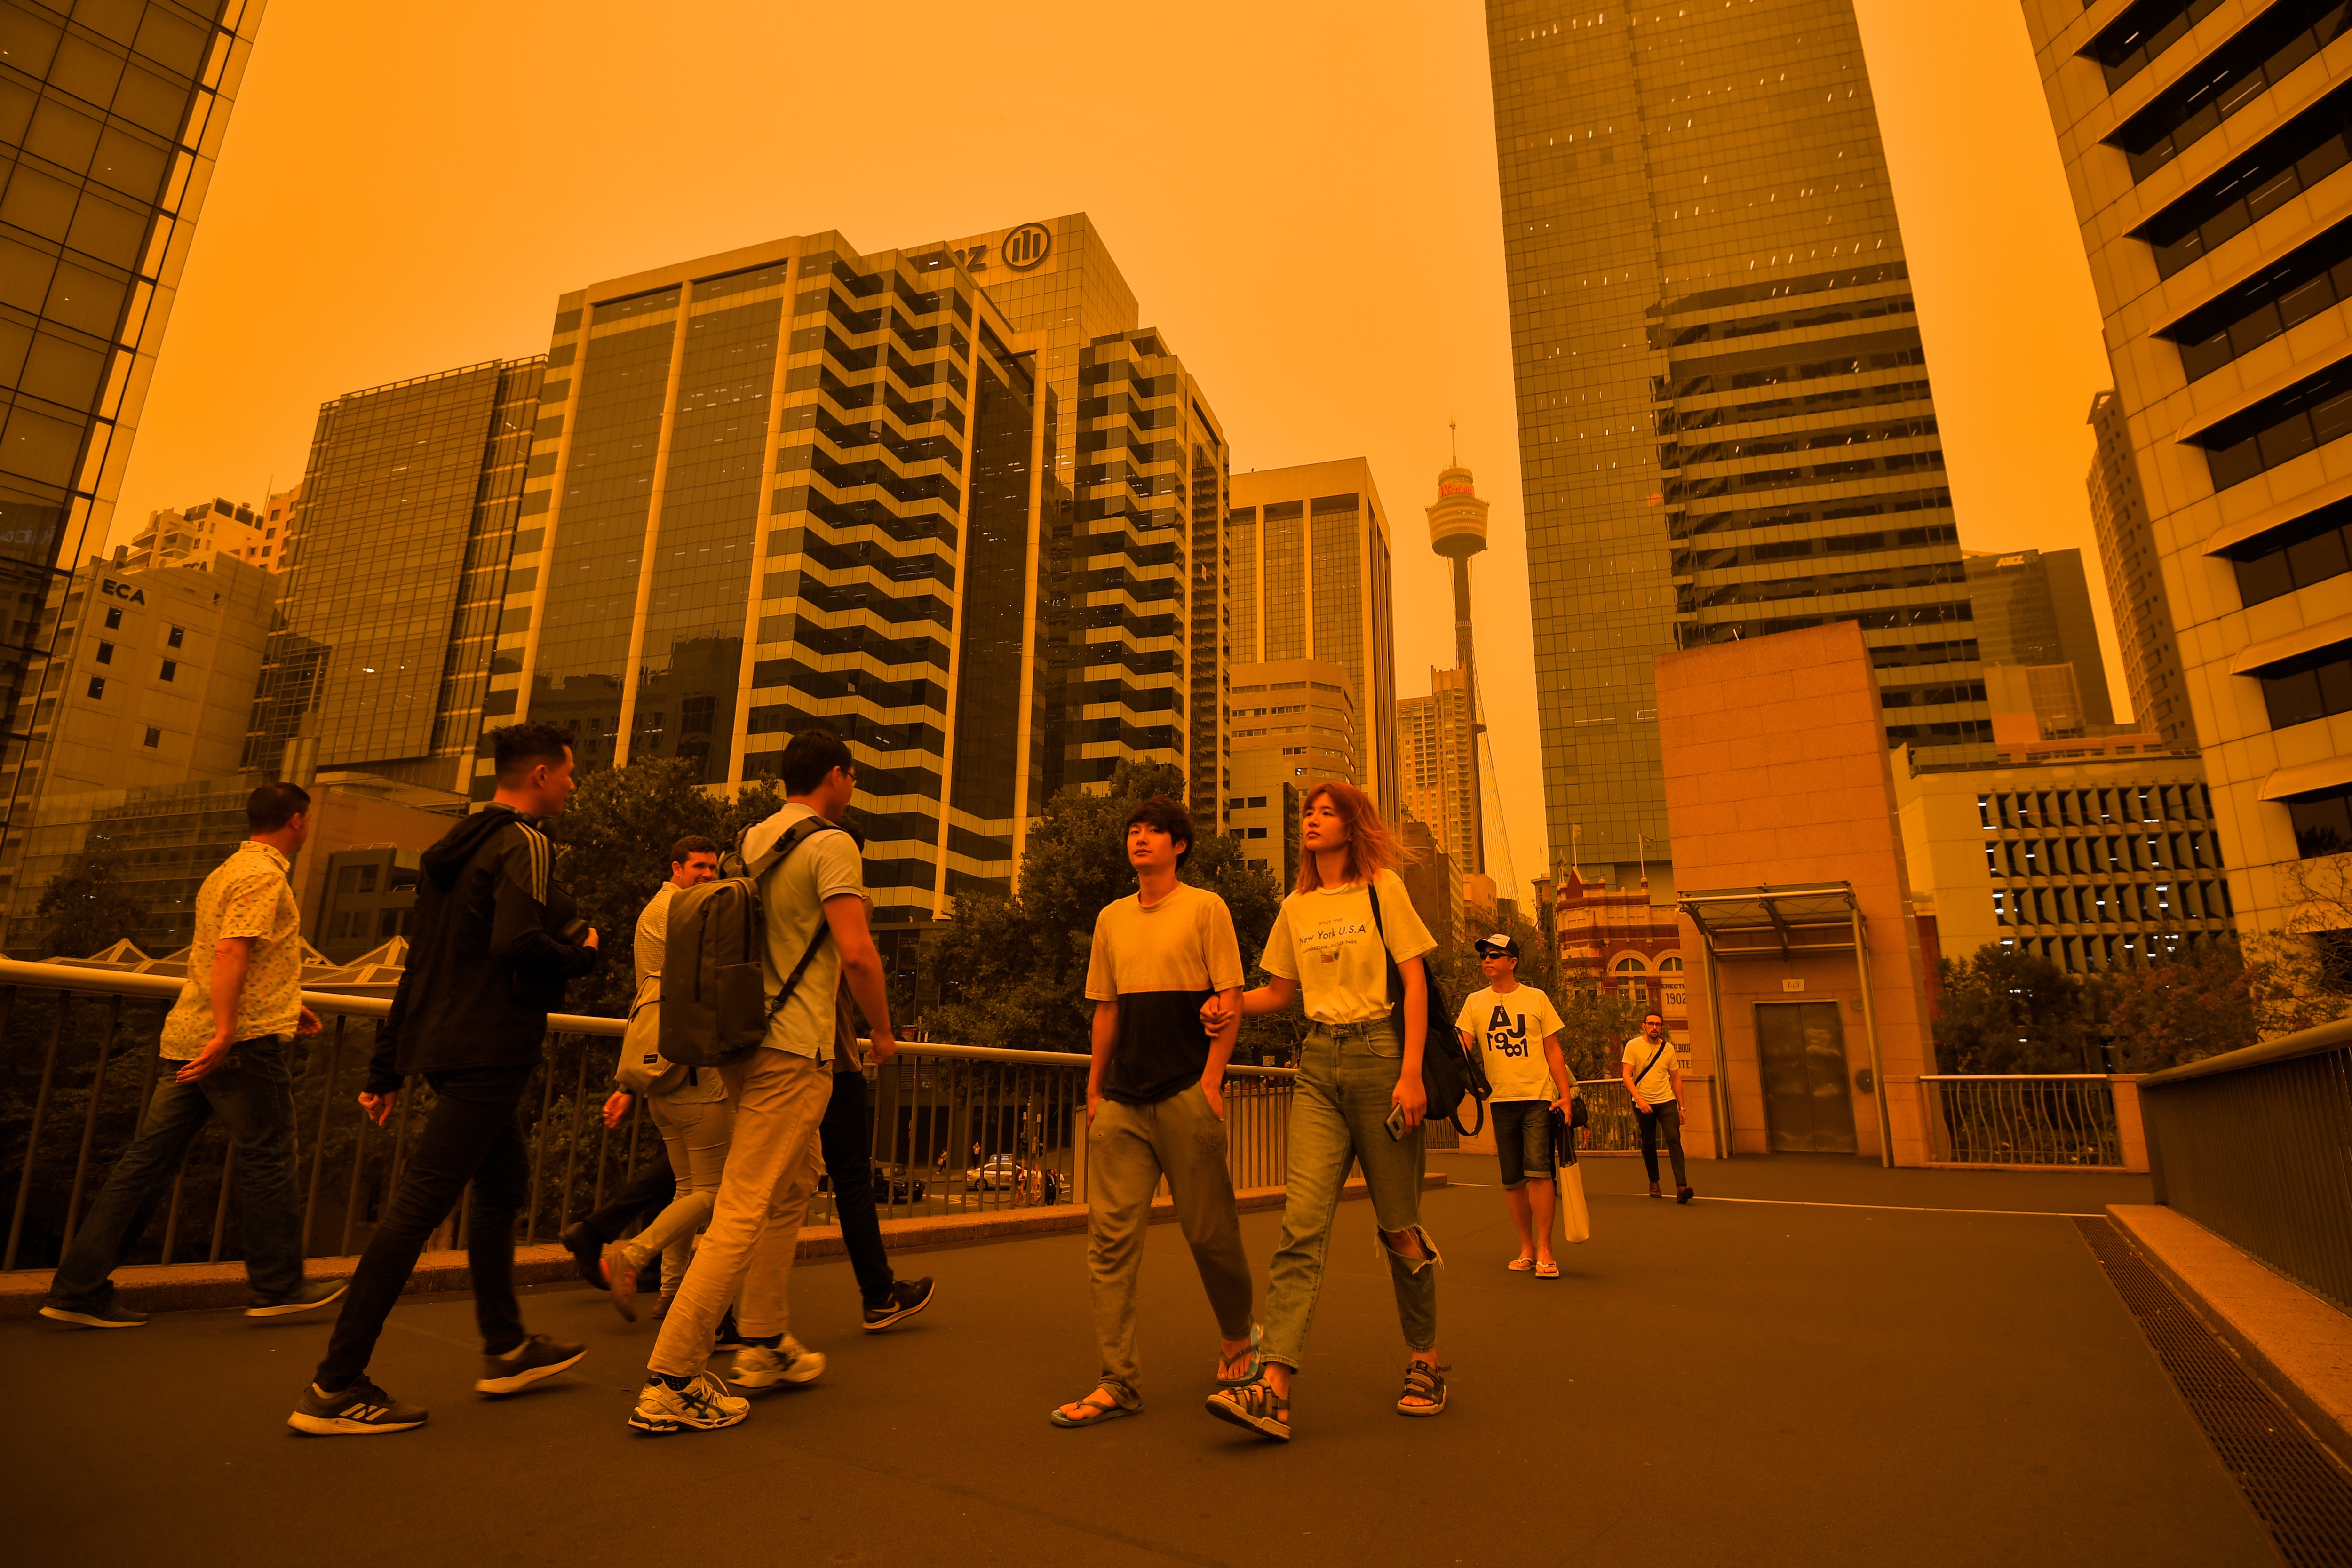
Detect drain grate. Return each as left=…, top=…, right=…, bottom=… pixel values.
left=2076, top=1217, right=2352, bottom=1567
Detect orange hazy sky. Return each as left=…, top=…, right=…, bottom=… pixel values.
left=115, top=0, right=2109, bottom=901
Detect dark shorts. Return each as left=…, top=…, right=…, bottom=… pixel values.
left=1491, top=1099, right=1555, bottom=1190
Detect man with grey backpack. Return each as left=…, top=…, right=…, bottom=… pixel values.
left=629, top=730, right=900, bottom=1435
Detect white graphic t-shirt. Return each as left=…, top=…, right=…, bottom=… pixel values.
left=1455, top=984, right=1565, bottom=1101
left=1259, top=868, right=1435, bottom=1025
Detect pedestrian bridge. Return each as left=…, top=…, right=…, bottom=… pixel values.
left=0, top=1151, right=2326, bottom=1567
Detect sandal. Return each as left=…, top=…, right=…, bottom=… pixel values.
left=1048, top=1391, right=1136, bottom=1428
left=1397, top=1358, right=1448, bottom=1417
left=1506, top=1256, right=1537, bottom=1272
left=1215, top=1323, right=1264, bottom=1388
left=1205, top=1377, right=1290, bottom=1441
left=1535, top=1260, right=1559, bottom=1279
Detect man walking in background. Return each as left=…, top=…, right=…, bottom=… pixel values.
left=1622, top=1011, right=1694, bottom=1204
left=42, top=783, right=342, bottom=1329
left=289, top=723, right=603, bottom=1435
left=1050, top=796, right=1255, bottom=1428
left=1455, top=932, right=1570, bottom=1277
left=630, top=729, right=900, bottom=1435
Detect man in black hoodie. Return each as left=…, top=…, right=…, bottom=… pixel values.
left=289, top=723, right=603, bottom=1435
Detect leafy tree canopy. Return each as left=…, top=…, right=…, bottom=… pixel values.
left=926, top=762, right=1284, bottom=1054
left=1932, top=944, right=2096, bottom=1073
left=31, top=846, right=149, bottom=960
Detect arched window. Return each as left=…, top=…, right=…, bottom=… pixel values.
left=1613, top=955, right=1646, bottom=972
left=1658, top=955, right=1684, bottom=972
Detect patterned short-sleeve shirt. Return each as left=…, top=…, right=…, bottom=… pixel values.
left=159, top=840, right=303, bottom=1060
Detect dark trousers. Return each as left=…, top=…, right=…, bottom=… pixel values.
left=48, top=1035, right=303, bottom=1307
left=315, top=1064, right=533, bottom=1390
left=820, top=1067, right=896, bottom=1308
left=1636, top=1100, right=1688, bottom=1187
left=583, top=1150, right=677, bottom=1243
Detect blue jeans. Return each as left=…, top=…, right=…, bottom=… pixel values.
left=47, top=1035, right=305, bottom=1308
left=1262, top=1019, right=1439, bottom=1369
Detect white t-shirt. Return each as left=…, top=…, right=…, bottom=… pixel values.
left=743, top=802, right=866, bottom=1060
left=1259, top=868, right=1436, bottom=1025
left=1622, top=1032, right=1679, bottom=1106
left=1456, top=984, right=1565, bottom=1101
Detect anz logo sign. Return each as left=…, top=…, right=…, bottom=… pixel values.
left=953, top=222, right=1053, bottom=275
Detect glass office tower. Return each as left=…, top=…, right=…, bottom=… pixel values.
left=945, top=217, right=1229, bottom=823
left=1485, top=0, right=1986, bottom=885
left=244, top=358, right=545, bottom=795
left=489, top=235, right=1049, bottom=931
left=0, top=0, right=264, bottom=830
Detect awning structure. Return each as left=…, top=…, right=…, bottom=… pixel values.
left=1674, top=881, right=1894, bottom=1168
left=1679, top=883, right=1861, bottom=961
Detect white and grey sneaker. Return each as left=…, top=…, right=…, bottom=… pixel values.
left=288, top=1377, right=427, bottom=1435
left=628, top=1371, right=748, bottom=1435
left=246, top=1279, right=349, bottom=1318
left=732, top=1335, right=825, bottom=1390
left=38, top=1299, right=147, bottom=1329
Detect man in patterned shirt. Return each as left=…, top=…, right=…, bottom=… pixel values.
left=41, top=783, right=341, bottom=1329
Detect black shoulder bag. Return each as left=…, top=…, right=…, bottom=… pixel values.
left=1366, top=883, right=1490, bottom=1136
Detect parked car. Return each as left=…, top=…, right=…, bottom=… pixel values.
left=873, top=1162, right=925, bottom=1202
left=965, top=1154, right=1017, bottom=1190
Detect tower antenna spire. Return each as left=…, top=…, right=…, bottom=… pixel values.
left=1449, top=419, right=1458, bottom=466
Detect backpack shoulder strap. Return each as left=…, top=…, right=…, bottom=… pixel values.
left=751, top=815, right=861, bottom=1020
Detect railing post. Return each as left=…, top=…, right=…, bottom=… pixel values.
left=208, top=1143, right=238, bottom=1264
left=61, top=995, right=124, bottom=1251
left=557, top=1040, right=589, bottom=1232
left=5, top=993, right=72, bottom=1272
left=301, top=1017, right=346, bottom=1254
left=525, top=1043, right=556, bottom=1242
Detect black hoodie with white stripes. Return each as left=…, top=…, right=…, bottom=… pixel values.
left=366, top=803, right=602, bottom=1091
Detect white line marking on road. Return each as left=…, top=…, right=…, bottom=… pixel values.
left=1595, top=1194, right=2105, bottom=1218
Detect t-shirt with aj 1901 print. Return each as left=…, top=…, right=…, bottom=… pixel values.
left=1455, top=984, right=1565, bottom=1102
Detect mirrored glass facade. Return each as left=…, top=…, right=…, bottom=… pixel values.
left=0, top=0, right=263, bottom=831
left=245, top=358, right=543, bottom=794
left=1486, top=0, right=1986, bottom=883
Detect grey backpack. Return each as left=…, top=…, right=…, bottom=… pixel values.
left=658, top=816, right=846, bottom=1067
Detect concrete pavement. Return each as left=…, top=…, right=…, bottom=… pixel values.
left=0, top=1152, right=2278, bottom=1567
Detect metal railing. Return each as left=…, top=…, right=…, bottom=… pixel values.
left=1918, top=1075, right=2124, bottom=1167
left=2139, top=1018, right=2352, bottom=1313
left=0, top=959, right=1295, bottom=1274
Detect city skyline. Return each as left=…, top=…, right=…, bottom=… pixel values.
left=95, top=0, right=2118, bottom=906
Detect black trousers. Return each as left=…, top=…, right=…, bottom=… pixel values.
left=820, top=1067, right=896, bottom=1308
left=1636, top=1100, right=1687, bottom=1187
left=583, top=1149, right=677, bottom=1243
left=316, top=1064, right=534, bottom=1390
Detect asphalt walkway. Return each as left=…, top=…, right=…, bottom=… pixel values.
left=0, top=1152, right=2280, bottom=1567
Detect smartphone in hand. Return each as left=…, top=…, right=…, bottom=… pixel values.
left=1385, top=1100, right=1409, bottom=1141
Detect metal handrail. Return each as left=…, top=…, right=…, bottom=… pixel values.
left=2136, top=1013, right=2352, bottom=1087
left=1918, top=1075, right=2123, bottom=1167
left=0, top=957, right=1298, bottom=1275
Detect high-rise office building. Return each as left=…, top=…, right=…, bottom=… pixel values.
left=244, top=358, right=544, bottom=794
left=1397, top=665, right=1478, bottom=879
left=1963, top=548, right=2117, bottom=730
left=490, top=233, right=1057, bottom=935
left=1484, top=0, right=1988, bottom=886
left=1227, top=459, right=1397, bottom=816
left=1226, top=657, right=1356, bottom=884
left=2087, top=389, right=2192, bottom=748
left=943, top=217, right=1229, bottom=824
left=2022, top=0, right=2352, bottom=942
left=0, top=0, right=265, bottom=829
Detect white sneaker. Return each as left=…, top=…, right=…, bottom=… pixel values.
left=627, top=1371, right=748, bottom=1434
left=732, top=1335, right=825, bottom=1390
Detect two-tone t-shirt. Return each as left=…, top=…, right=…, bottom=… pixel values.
left=1259, top=868, right=1436, bottom=1025
left=1084, top=883, right=1245, bottom=1105
left=1455, top=984, right=1565, bottom=1101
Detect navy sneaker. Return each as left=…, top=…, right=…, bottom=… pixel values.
left=39, top=1299, right=147, bottom=1329
left=861, top=1277, right=936, bottom=1332
left=475, top=1334, right=585, bottom=1396
left=246, top=1279, right=349, bottom=1318
left=288, top=1377, right=427, bottom=1435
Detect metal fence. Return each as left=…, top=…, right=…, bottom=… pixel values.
left=1918, top=1075, right=2124, bottom=1167
left=0, top=959, right=1295, bottom=1275
left=2139, top=1019, right=2352, bottom=1314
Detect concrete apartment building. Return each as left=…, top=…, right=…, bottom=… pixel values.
left=0, top=0, right=264, bottom=824
left=1484, top=0, right=1991, bottom=891
left=1894, top=742, right=2233, bottom=976
left=1227, top=459, right=1398, bottom=818
left=2024, top=0, right=2352, bottom=945
left=2089, top=387, right=2195, bottom=746
left=244, top=358, right=544, bottom=794
left=121, top=484, right=298, bottom=573
left=1225, top=657, right=1356, bottom=883
left=0, top=549, right=273, bottom=807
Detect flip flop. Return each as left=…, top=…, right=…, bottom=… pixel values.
left=1506, top=1256, right=1537, bottom=1272
left=1215, top=1323, right=1265, bottom=1388
left=1049, top=1393, right=1137, bottom=1428
left=1535, top=1260, right=1559, bottom=1279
